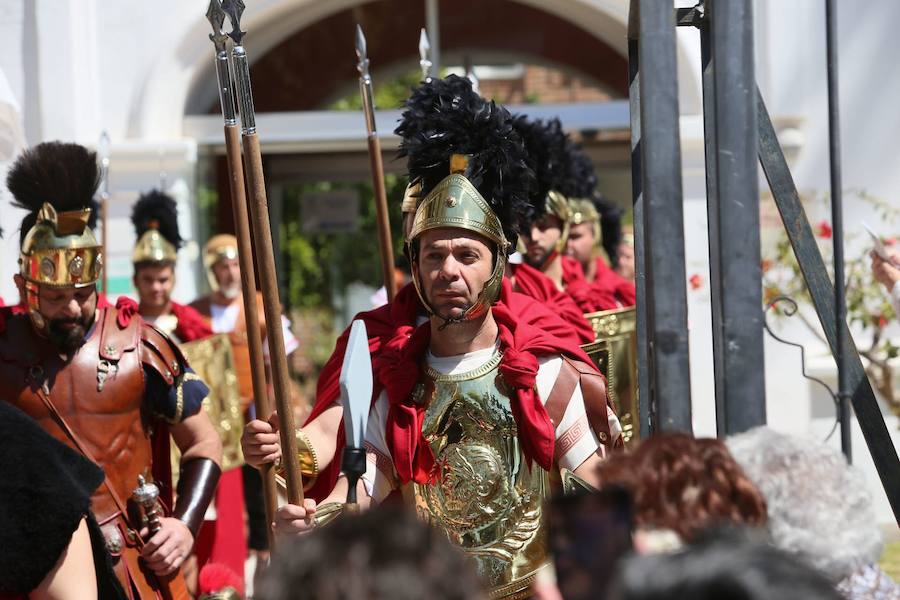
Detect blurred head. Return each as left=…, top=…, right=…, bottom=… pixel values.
left=595, top=432, right=767, bottom=543
left=257, top=505, right=485, bottom=600
left=15, top=275, right=97, bottom=353
left=616, top=240, right=635, bottom=280
left=566, top=221, right=597, bottom=269
left=726, top=427, right=883, bottom=581
left=414, top=228, right=495, bottom=323
left=609, top=529, right=843, bottom=600
left=523, top=213, right=564, bottom=269
left=133, top=262, right=175, bottom=310
left=211, top=256, right=241, bottom=300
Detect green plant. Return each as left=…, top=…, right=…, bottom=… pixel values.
left=761, top=190, right=899, bottom=414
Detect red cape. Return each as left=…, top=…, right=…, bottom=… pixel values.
left=510, top=262, right=595, bottom=343
left=561, top=256, right=621, bottom=312
left=170, top=301, right=214, bottom=342
left=591, top=258, right=637, bottom=307
left=304, top=280, right=594, bottom=499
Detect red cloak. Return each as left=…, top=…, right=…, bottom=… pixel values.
left=303, top=279, right=595, bottom=500
left=509, top=262, right=595, bottom=343
left=591, top=258, right=637, bottom=307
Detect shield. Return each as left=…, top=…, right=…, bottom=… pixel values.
left=179, top=333, right=245, bottom=471
left=582, top=306, right=639, bottom=444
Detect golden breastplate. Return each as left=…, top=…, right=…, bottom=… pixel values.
left=404, top=351, right=550, bottom=599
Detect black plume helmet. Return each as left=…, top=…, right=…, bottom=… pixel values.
left=396, top=74, right=536, bottom=247
left=7, top=142, right=100, bottom=246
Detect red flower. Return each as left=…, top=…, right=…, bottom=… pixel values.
left=816, top=220, right=833, bottom=239
left=689, top=273, right=703, bottom=290
left=875, top=314, right=888, bottom=329
left=885, top=237, right=897, bottom=246
left=761, top=259, right=773, bottom=273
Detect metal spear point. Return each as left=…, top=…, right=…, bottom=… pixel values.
left=354, top=24, right=397, bottom=301
left=340, top=319, right=373, bottom=507
left=205, top=0, right=229, bottom=52
left=419, top=28, right=433, bottom=82
left=222, top=0, right=246, bottom=46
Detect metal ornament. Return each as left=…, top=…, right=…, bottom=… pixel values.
left=340, top=319, right=373, bottom=506
left=132, top=475, right=163, bottom=537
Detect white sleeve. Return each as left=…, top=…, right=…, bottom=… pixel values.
left=536, top=356, right=621, bottom=471
left=361, top=391, right=397, bottom=503
left=262, top=315, right=299, bottom=359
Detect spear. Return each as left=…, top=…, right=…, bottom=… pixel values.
left=356, top=25, right=396, bottom=301
left=97, top=131, right=110, bottom=295
left=419, top=28, right=433, bottom=83
left=205, top=0, right=278, bottom=548
left=221, top=0, right=305, bottom=505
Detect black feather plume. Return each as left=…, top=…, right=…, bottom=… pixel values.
left=565, top=141, right=598, bottom=199
left=512, top=117, right=571, bottom=214
left=131, top=190, right=183, bottom=249
left=592, top=193, right=624, bottom=264
left=395, top=75, right=536, bottom=245
left=7, top=142, right=100, bottom=245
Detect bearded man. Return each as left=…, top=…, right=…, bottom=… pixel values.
left=256, top=77, right=622, bottom=599
left=0, top=142, right=221, bottom=598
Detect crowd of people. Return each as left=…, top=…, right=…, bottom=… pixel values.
left=0, top=72, right=896, bottom=600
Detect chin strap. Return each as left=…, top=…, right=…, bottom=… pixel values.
left=174, top=458, right=221, bottom=539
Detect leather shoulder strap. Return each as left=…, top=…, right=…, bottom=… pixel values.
left=546, top=356, right=616, bottom=448
left=99, top=307, right=140, bottom=362
left=32, top=382, right=142, bottom=548
left=140, top=322, right=186, bottom=385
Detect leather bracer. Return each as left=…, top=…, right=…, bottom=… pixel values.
left=174, top=458, right=221, bottom=539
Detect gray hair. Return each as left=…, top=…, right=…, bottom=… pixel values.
left=726, top=426, right=882, bottom=581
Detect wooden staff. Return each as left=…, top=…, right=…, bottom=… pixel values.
left=205, top=0, right=278, bottom=548
left=356, top=25, right=397, bottom=301
left=98, top=131, right=110, bottom=295
left=223, top=0, right=304, bottom=505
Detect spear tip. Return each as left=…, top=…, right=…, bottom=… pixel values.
left=222, top=0, right=246, bottom=45
left=355, top=24, right=367, bottom=61
left=419, top=28, right=430, bottom=57
left=205, top=0, right=229, bottom=47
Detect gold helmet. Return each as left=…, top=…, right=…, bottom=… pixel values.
left=203, top=234, right=239, bottom=292
left=8, top=142, right=102, bottom=335
left=396, top=75, right=536, bottom=324
left=569, top=196, right=601, bottom=244
left=131, top=190, right=182, bottom=266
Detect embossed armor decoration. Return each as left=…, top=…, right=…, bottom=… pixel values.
left=407, top=352, right=549, bottom=599
left=583, top=306, right=639, bottom=443
left=180, top=333, right=244, bottom=471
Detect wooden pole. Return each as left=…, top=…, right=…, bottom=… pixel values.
left=367, top=134, right=397, bottom=300
left=240, top=133, right=304, bottom=505
left=224, top=123, right=278, bottom=549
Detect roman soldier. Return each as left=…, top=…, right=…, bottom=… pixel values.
left=516, top=118, right=624, bottom=313
left=241, top=78, right=607, bottom=506
left=131, top=191, right=247, bottom=591
left=189, top=234, right=300, bottom=568
left=566, top=195, right=636, bottom=307
left=0, top=142, right=222, bottom=599
left=262, top=76, right=622, bottom=599
left=131, top=190, right=213, bottom=343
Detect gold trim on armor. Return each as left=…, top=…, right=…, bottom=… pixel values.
left=423, top=349, right=503, bottom=383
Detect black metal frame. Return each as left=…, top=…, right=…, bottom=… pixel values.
left=629, top=0, right=900, bottom=523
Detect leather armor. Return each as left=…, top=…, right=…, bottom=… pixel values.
left=402, top=350, right=550, bottom=600
left=0, top=306, right=188, bottom=599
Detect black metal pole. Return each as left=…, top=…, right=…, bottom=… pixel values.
left=757, top=90, right=900, bottom=523
left=825, top=0, right=852, bottom=461
left=637, top=0, right=692, bottom=432
left=707, top=0, right=766, bottom=434
left=627, top=2, right=652, bottom=437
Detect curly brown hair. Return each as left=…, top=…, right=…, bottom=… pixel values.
left=596, top=433, right=767, bottom=542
